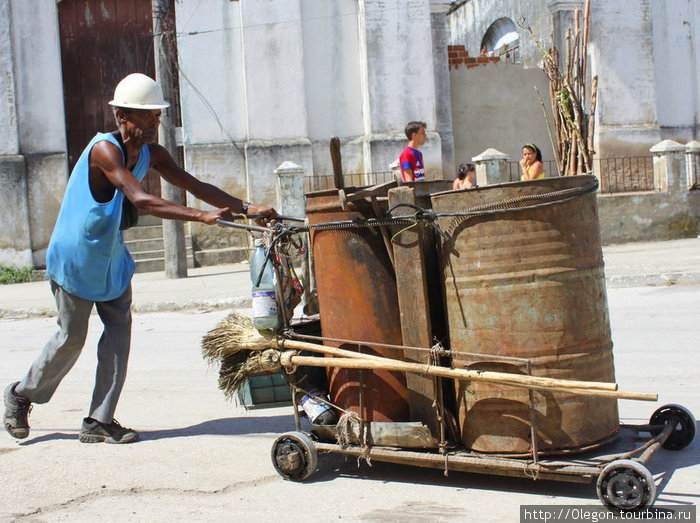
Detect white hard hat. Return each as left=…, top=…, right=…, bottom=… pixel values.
left=108, top=73, right=170, bottom=110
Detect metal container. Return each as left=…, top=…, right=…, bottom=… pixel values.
left=305, top=188, right=410, bottom=423
left=430, top=175, right=619, bottom=453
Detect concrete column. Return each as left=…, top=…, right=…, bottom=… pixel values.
left=472, top=148, right=510, bottom=186
left=650, top=140, right=686, bottom=193
left=430, top=2, right=455, bottom=179
left=0, top=155, right=32, bottom=267
left=241, top=0, right=312, bottom=210
left=685, top=141, right=700, bottom=190
left=0, top=0, right=19, bottom=156
left=274, top=161, right=306, bottom=220
left=547, top=0, right=584, bottom=70
left=389, top=159, right=402, bottom=184
left=0, top=1, right=30, bottom=267
left=358, top=0, right=442, bottom=179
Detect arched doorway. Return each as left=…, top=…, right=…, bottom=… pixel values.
left=480, top=17, right=519, bottom=63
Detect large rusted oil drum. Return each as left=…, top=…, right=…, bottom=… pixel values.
left=430, top=175, right=619, bottom=453
left=306, top=188, right=410, bottom=422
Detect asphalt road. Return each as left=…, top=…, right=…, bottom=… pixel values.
left=1, top=285, right=698, bottom=522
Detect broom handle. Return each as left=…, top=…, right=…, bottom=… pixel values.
left=274, top=338, right=618, bottom=392
left=274, top=338, right=390, bottom=361
left=287, top=355, right=656, bottom=402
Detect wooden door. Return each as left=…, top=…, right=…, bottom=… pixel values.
left=58, top=0, right=175, bottom=197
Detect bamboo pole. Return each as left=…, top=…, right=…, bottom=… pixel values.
left=535, top=86, right=562, bottom=174
left=284, top=355, right=657, bottom=402
left=582, top=0, right=591, bottom=85
left=588, top=75, right=598, bottom=156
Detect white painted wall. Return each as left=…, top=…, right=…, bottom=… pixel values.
left=450, top=61, right=555, bottom=171
left=176, top=0, right=449, bottom=188
left=0, top=0, right=67, bottom=268
left=449, top=0, right=700, bottom=158
left=446, top=0, right=552, bottom=68
left=175, top=1, right=247, bottom=145
left=10, top=1, right=66, bottom=154
left=651, top=1, right=698, bottom=132
left=241, top=0, right=308, bottom=141
left=359, top=0, right=444, bottom=178
left=300, top=0, right=364, bottom=142
left=0, top=0, right=19, bottom=156
left=362, top=0, right=438, bottom=133
left=591, top=0, right=657, bottom=128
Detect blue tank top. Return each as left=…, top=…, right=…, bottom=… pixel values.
left=46, top=132, right=150, bottom=301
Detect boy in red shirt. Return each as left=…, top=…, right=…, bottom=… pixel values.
left=399, top=121, right=427, bottom=181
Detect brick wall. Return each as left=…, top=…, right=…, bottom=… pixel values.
left=447, top=44, right=500, bottom=70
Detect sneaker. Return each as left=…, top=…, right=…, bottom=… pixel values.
left=3, top=382, right=32, bottom=439
left=79, top=417, right=139, bottom=444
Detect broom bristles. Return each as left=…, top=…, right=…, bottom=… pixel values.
left=219, top=349, right=283, bottom=396
left=201, top=313, right=283, bottom=397
left=201, top=312, right=273, bottom=363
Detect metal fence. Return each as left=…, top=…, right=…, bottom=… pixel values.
left=497, top=43, right=520, bottom=64
left=595, top=157, right=654, bottom=194
left=304, top=171, right=395, bottom=193
left=689, top=153, right=700, bottom=190
left=508, top=157, right=654, bottom=194
left=303, top=158, right=656, bottom=195
left=507, top=160, right=558, bottom=182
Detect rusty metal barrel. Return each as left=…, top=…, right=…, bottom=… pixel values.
left=430, top=175, right=619, bottom=454
left=305, top=188, right=410, bottom=423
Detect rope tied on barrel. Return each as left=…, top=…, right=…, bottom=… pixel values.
left=257, top=177, right=599, bottom=248
left=387, top=203, right=450, bottom=243
left=336, top=411, right=372, bottom=466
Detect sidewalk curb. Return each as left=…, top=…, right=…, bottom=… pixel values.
left=3, top=277, right=698, bottom=319
left=0, top=297, right=252, bottom=319
left=606, top=273, right=700, bottom=288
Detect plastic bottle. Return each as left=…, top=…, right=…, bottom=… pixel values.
left=300, top=390, right=338, bottom=425
left=250, top=239, right=280, bottom=331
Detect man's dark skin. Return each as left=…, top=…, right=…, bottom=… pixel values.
left=89, top=107, right=276, bottom=224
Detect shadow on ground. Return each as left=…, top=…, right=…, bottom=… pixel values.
left=17, top=414, right=295, bottom=445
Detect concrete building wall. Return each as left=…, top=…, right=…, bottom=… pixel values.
left=173, top=0, right=451, bottom=260
left=598, top=143, right=698, bottom=244
left=590, top=0, right=661, bottom=157
left=432, top=7, right=456, bottom=178
left=449, top=0, right=700, bottom=160
left=359, top=0, right=444, bottom=179
left=446, top=0, right=552, bottom=68
left=8, top=0, right=698, bottom=269
left=301, top=0, right=365, bottom=175
left=176, top=0, right=450, bottom=180
left=650, top=1, right=699, bottom=137
left=450, top=60, right=555, bottom=170
left=10, top=2, right=66, bottom=155
left=175, top=1, right=247, bottom=146
left=0, top=0, right=19, bottom=157
left=0, top=0, right=67, bottom=268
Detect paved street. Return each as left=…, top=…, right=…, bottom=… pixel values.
left=1, top=241, right=699, bottom=521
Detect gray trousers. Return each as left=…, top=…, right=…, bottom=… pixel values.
left=15, top=280, right=132, bottom=424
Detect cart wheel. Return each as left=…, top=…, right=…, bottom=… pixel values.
left=271, top=431, right=318, bottom=481
left=649, top=404, right=696, bottom=451
left=596, top=459, right=656, bottom=512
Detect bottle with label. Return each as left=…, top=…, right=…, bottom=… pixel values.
left=250, top=239, right=280, bottom=331
left=300, top=389, right=338, bottom=425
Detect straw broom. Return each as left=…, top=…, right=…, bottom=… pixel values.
left=202, top=313, right=657, bottom=402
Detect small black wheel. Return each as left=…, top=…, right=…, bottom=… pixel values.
left=270, top=431, right=318, bottom=481
left=596, top=459, right=656, bottom=512
left=649, top=404, right=696, bottom=450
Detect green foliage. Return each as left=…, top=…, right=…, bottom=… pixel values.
left=0, top=265, right=41, bottom=284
